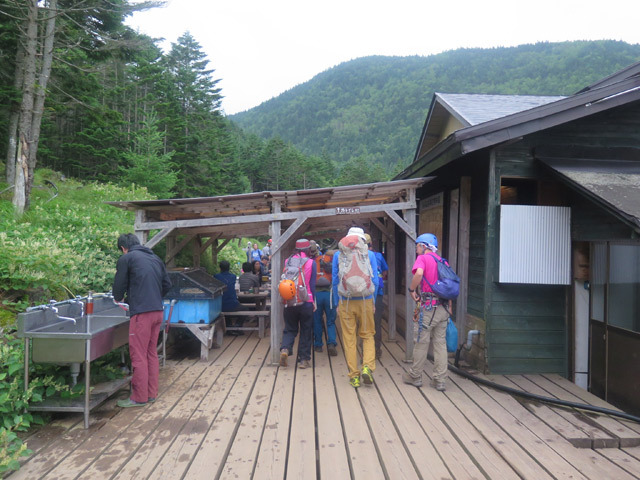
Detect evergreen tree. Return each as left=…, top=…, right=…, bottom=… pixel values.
left=121, top=110, right=177, bottom=198
left=161, top=32, right=226, bottom=196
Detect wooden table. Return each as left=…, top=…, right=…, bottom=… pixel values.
left=237, top=291, right=270, bottom=310
left=225, top=291, right=271, bottom=338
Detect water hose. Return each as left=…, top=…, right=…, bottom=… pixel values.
left=451, top=344, right=640, bottom=424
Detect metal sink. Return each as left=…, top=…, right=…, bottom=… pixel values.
left=18, top=296, right=130, bottom=364
left=17, top=294, right=132, bottom=429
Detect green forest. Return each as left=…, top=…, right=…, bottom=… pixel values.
left=233, top=41, right=640, bottom=172
left=2, top=0, right=640, bottom=207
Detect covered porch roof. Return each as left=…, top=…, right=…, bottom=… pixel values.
left=108, top=178, right=429, bottom=365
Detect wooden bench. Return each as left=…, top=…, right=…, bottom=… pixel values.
left=168, top=315, right=225, bottom=361
left=222, top=310, right=270, bottom=338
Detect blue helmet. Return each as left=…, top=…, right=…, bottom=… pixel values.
left=416, top=233, right=438, bottom=248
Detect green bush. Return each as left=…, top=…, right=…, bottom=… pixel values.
left=0, top=170, right=154, bottom=313
left=0, top=333, right=70, bottom=474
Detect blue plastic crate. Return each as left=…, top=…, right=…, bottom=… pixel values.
left=163, top=296, right=222, bottom=324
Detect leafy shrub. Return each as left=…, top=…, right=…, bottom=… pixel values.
left=0, top=333, right=68, bottom=473
left=0, top=170, right=154, bottom=311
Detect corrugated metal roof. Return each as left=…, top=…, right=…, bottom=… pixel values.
left=539, top=158, right=640, bottom=232
left=437, top=93, right=566, bottom=126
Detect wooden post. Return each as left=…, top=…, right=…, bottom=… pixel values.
left=405, top=189, right=417, bottom=362
left=448, top=189, right=460, bottom=271
left=212, top=238, right=218, bottom=267
left=457, top=177, right=471, bottom=342
left=134, top=210, right=148, bottom=245
left=193, top=235, right=202, bottom=268
left=387, top=218, right=397, bottom=341
left=270, top=201, right=283, bottom=365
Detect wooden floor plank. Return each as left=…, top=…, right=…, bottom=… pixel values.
left=112, top=338, right=252, bottom=480
left=387, top=341, right=521, bottom=480
left=622, top=445, right=640, bottom=461
left=10, top=356, right=198, bottom=480
left=184, top=336, right=269, bottom=478
left=252, top=356, right=296, bottom=479
left=285, top=357, right=317, bottom=479
left=333, top=319, right=385, bottom=479
left=596, top=447, right=640, bottom=478
left=471, top=376, right=636, bottom=480
left=499, top=374, right=603, bottom=448
left=374, top=355, right=453, bottom=480
left=379, top=343, right=488, bottom=480
left=77, top=361, right=213, bottom=479
left=357, top=370, right=420, bottom=479
left=313, top=342, right=351, bottom=479
left=150, top=337, right=255, bottom=480
left=526, top=374, right=640, bottom=447
left=11, top=326, right=640, bottom=480
left=220, top=352, right=278, bottom=479
left=543, top=373, right=640, bottom=437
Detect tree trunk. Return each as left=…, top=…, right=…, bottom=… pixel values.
left=12, top=0, right=38, bottom=214
left=25, top=0, right=57, bottom=209
left=5, top=41, right=25, bottom=184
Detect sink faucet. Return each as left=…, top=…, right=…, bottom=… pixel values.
left=47, top=300, right=77, bottom=325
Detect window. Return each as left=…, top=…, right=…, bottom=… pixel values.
left=500, top=178, right=538, bottom=205
left=590, top=242, right=640, bottom=333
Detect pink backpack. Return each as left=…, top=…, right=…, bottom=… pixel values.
left=337, top=235, right=375, bottom=298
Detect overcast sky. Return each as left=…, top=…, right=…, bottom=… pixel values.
left=126, top=0, right=640, bottom=115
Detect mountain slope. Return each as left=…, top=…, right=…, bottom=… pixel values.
left=230, top=40, right=640, bottom=170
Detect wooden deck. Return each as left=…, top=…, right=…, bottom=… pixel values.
left=9, top=324, right=640, bottom=480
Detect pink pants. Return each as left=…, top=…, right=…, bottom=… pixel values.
left=129, top=311, right=162, bottom=403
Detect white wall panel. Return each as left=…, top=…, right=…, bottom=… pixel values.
left=499, top=205, right=571, bottom=285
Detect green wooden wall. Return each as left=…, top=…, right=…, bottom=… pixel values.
left=484, top=147, right=569, bottom=375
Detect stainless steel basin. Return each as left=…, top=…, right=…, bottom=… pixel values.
left=18, top=297, right=130, bottom=364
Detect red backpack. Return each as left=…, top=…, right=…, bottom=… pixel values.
left=337, top=235, right=375, bottom=298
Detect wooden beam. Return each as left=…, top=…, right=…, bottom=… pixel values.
left=136, top=201, right=417, bottom=231
left=145, top=227, right=174, bottom=249
left=271, top=217, right=306, bottom=256
left=199, top=233, right=221, bottom=254
left=371, top=217, right=393, bottom=243
left=166, top=234, right=195, bottom=264
left=385, top=208, right=416, bottom=240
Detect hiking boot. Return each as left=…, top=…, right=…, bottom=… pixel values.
left=430, top=379, right=446, bottom=391
left=314, top=345, right=323, bottom=353
left=402, top=372, right=423, bottom=387
left=298, top=359, right=310, bottom=369
left=117, top=398, right=146, bottom=408
left=147, top=397, right=156, bottom=403
left=279, top=349, right=288, bottom=367
left=361, top=365, right=373, bottom=385
left=327, top=345, right=337, bottom=356
left=349, top=376, right=361, bottom=388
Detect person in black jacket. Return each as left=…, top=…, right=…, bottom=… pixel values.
left=113, top=233, right=171, bottom=408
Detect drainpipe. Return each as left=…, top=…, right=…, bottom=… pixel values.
left=454, top=329, right=480, bottom=367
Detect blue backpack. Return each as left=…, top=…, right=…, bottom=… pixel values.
left=423, top=253, right=460, bottom=300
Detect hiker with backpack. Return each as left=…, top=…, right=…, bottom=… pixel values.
left=403, top=233, right=455, bottom=392
left=332, top=227, right=379, bottom=388
left=278, top=239, right=317, bottom=369
left=312, top=243, right=338, bottom=356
